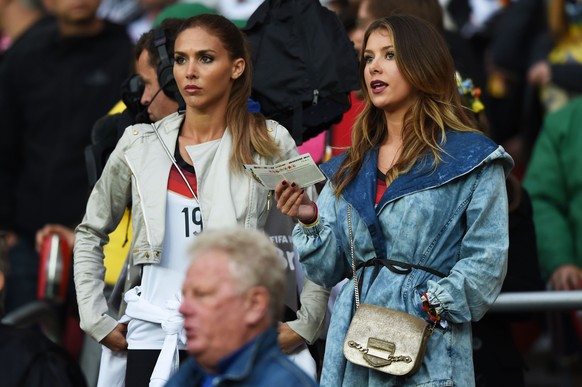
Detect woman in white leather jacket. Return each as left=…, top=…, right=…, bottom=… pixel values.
left=73, top=14, right=320, bottom=387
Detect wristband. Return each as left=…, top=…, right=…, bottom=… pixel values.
left=421, top=292, right=441, bottom=323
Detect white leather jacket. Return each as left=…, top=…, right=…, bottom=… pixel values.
left=73, top=112, right=301, bottom=342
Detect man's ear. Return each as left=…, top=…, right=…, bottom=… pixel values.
left=243, top=286, right=270, bottom=325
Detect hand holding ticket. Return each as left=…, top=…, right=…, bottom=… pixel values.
left=243, top=154, right=326, bottom=190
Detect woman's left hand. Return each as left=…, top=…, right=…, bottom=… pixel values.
left=274, top=180, right=316, bottom=223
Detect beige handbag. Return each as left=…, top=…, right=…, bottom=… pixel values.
left=342, top=205, right=434, bottom=376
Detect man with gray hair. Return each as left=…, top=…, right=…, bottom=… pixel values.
left=165, top=227, right=318, bottom=387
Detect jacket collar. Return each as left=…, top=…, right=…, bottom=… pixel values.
left=155, top=111, right=184, bottom=134
left=187, top=327, right=279, bottom=384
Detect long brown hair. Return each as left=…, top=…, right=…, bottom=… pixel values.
left=176, top=15, right=281, bottom=170
left=332, top=15, right=478, bottom=195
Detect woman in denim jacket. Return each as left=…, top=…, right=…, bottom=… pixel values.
left=275, top=15, right=514, bottom=386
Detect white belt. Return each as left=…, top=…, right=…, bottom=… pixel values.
left=96, top=286, right=185, bottom=387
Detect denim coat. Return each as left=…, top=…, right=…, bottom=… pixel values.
left=293, top=131, right=514, bottom=386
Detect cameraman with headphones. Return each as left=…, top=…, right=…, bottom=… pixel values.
left=134, top=18, right=185, bottom=124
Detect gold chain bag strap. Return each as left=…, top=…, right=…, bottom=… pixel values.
left=342, top=205, right=434, bottom=376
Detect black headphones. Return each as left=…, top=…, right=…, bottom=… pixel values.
left=152, top=27, right=183, bottom=107
left=120, top=73, right=145, bottom=117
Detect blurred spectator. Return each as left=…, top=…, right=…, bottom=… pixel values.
left=527, top=0, right=582, bottom=114
left=513, top=0, right=582, bottom=171
left=484, top=0, right=556, bottom=173
left=0, top=0, right=133, bottom=320
left=523, top=94, right=582, bottom=363
left=523, top=96, right=582, bottom=292
left=439, top=0, right=504, bottom=42
left=0, top=0, right=46, bottom=61
left=126, top=0, right=176, bottom=42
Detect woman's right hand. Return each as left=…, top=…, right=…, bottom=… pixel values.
left=100, top=323, right=128, bottom=352
left=274, top=180, right=316, bottom=223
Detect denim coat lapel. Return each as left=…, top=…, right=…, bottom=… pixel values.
left=319, top=131, right=503, bottom=260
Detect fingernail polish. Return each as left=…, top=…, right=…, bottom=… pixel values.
left=291, top=182, right=296, bottom=188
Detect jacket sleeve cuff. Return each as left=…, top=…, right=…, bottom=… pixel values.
left=298, top=218, right=324, bottom=236
left=85, top=314, right=119, bottom=343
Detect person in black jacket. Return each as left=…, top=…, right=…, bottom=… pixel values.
left=0, top=0, right=133, bottom=316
